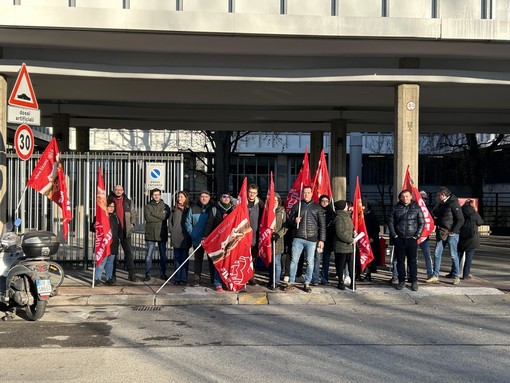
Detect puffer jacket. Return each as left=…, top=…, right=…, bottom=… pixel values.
left=387, top=201, right=425, bottom=239
left=185, top=201, right=213, bottom=247
left=334, top=210, right=354, bottom=254
left=433, top=194, right=464, bottom=234
left=288, top=200, right=326, bottom=242
left=144, top=200, right=170, bottom=241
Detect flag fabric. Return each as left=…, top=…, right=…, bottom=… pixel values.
left=284, top=147, right=311, bottom=215
left=203, top=178, right=254, bottom=291
left=27, top=137, right=72, bottom=239
left=352, top=177, right=374, bottom=272
left=402, top=166, right=436, bottom=244
left=311, top=149, right=333, bottom=203
left=94, top=167, right=112, bottom=267
left=258, top=172, right=276, bottom=267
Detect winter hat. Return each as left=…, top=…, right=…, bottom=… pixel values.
left=334, top=200, right=347, bottom=211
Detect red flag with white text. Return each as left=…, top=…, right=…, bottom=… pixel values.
left=285, top=147, right=311, bottom=215
left=27, top=137, right=72, bottom=239
left=258, top=172, right=276, bottom=267
left=311, top=149, right=333, bottom=203
left=94, top=167, right=112, bottom=266
left=203, top=178, right=254, bottom=291
left=352, top=177, right=374, bottom=272
left=402, top=166, right=435, bottom=244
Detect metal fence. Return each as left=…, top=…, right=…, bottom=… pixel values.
left=6, top=152, right=184, bottom=266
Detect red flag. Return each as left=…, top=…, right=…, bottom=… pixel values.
left=258, top=172, right=276, bottom=267
left=94, top=167, right=112, bottom=267
left=311, top=149, right=333, bottom=203
left=285, top=147, right=311, bottom=215
left=402, top=166, right=435, bottom=244
left=27, top=137, right=72, bottom=239
left=352, top=177, right=374, bottom=272
left=203, top=178, right=254, bottom=291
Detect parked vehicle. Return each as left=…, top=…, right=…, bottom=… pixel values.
left=0, top=220, right=59, bottom=321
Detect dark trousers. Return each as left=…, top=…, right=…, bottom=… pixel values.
left=113, top=236, right=136, bottom=277
left=193, top=246, right=215, bottom=282
left=335, top=252, right=353, bottom=283
left=395, top=237, right=418, bottom=283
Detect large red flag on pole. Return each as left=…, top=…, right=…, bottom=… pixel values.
left=94, top=167, right=112, bottom=267
left=352, top=177, right=374, bottom=272
left=27, top=137, right=72, bottom=239
left=258, top=172, right=276, bottom=267
left=311, top=149, right=333, bottom=203
left=285, top=147, right=311, bottom=215
left=402, top=165, right=435, bottom=244
left=203, top=178, right=254, bottom=291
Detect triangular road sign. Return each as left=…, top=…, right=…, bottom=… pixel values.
left=9, top=63, right=39, bottom=109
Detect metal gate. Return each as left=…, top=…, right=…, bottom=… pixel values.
left=6, top=151, right=183, bottom=266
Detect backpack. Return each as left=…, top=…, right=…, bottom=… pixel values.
left=459, top=213, right=477, bottom=239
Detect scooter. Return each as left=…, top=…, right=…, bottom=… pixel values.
left=0, top=219, right=59, bottom=321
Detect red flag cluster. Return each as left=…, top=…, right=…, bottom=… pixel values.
left=284, top=147, right=311, bottom=215
left=27, top=137, right=72, bottom=239
left=311, top=149, right=333, bottom=203
left=402, top=166, right=435, bottom=244
left=202, top=178, right=254, bottom=291
left=94, top=167, right=112, bottom=266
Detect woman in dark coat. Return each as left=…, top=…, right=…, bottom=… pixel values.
left=169, top=191, right=191, bottom=285
left=333, top=200, right=354, bottom=290
left=458, top=200, right=484, bottom=280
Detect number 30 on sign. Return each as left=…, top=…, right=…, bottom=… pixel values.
left=14, top=124, right=34, bottom=161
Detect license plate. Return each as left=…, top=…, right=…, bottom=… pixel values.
left=36, top=279, right=52, bottom=295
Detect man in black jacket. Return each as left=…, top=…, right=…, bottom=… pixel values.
left=388, top=189, right=425, bottom=291
left=286, top=186, right=326, bottom=292
left=428, top=186, right=464, bottom=285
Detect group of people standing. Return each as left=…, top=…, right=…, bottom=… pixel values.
left=388, top=186, right=484, bottom=291
left=95, top=183, right=484, bottom=293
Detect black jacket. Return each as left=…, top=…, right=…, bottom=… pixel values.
left=388, top=201, right=425, bottom=239
left=288, top=200, right=326, bottom=242
left=433, top=194, right=464, bottom=234
left=458, top=205, right=484, bottom=252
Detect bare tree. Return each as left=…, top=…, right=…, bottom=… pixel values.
left=439, top=133, right=508, bottom=215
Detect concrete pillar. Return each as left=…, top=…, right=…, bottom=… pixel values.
left=394, top=84, right=419, bottom=201
left=309, top=131, right=323, bottom=178
left=75, top=126, right=90, bottom=152
left=349, top=133, right=363, bottom=201
left=0, top=76, right=7, bottom=226
left=52, top=113, right=70, bottom=152
left=330, top=119, right=347, bottom=200
left=276, top=154, right=287, bottom=194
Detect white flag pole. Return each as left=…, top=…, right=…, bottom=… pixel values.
left=272, top=240, right=276, bottom=290
left=157, top=244, right=203, bottom=294
left=296, top=182, right=303, bottom=229
left=352, top=232, right=365, bottom=292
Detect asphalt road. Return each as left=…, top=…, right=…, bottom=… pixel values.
left=2, top=295, right=509, bottom=383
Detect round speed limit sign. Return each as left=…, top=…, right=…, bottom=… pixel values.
left=14, top=124, right=34, bottom=161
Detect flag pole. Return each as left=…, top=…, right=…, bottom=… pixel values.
left=14, top=186, right=28, bottom=219
left=352, top=242, right=356, bottom=292
left=156, top=244, right=203, bottom=294
left=272, top=240, right=276, bottom=290
left=296, top=182, right=303, bottom=229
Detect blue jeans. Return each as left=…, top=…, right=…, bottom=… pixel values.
left=145, top=240, right=168, bottom=276
left=312, top=245, right=332, bottom=284
left=268, top=253, right=283, bottom=285
left=460, top=248, right=475, bottom=279
left=290, top=238, right=316, bottom=284
left=173, top=247, right=190, bottom=283
left=419, top=237, right=433, bottom=277
left=433, top=233, right=459, bottom=277
left=96, top=254, right=115, bottom=281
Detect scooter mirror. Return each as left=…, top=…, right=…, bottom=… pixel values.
left=14, top=218, right=22, bottom=228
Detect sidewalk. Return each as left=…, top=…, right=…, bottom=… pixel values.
left=50, top=235, right=510, bottom=307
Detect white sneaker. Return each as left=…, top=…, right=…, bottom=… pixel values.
left=453, top=277, right=461, bottom=285
left=425, top=276, right=439, bottom=283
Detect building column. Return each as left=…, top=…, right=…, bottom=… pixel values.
left=394, top=84, right=419, bottom=201
left=349, top=132, right=363, bottom=201
left=0, top=76, right=7, bottom=226
left=75, top=126, right=90, bottom=152
left=309, top=131, right=323, bottom=176
left=330, top=119, right=347, bottom=200
left=52, top=113, right=70, bottom=152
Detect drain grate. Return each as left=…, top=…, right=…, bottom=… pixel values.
left=133, top=306, right=162, bottom=312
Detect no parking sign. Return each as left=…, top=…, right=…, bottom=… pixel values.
left=146, top=162, right=166, bottom=191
